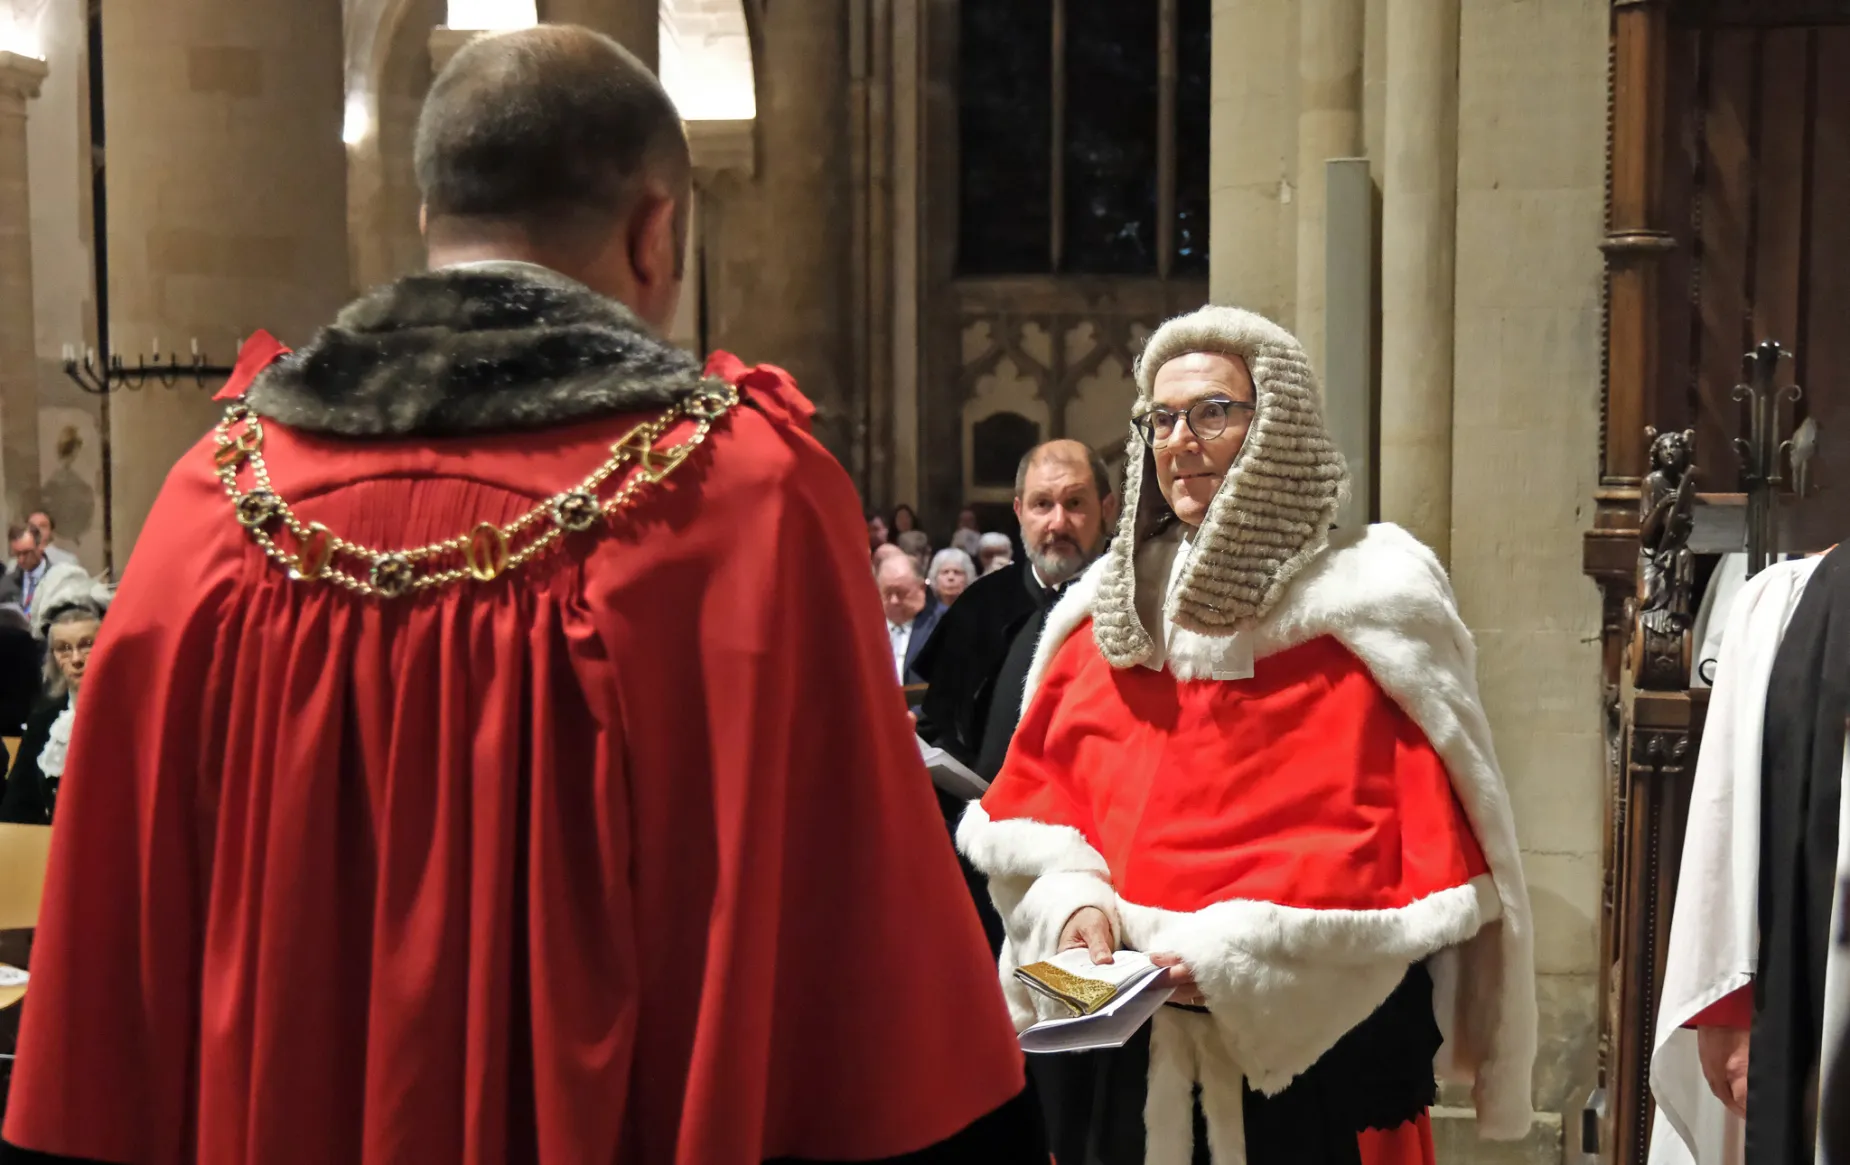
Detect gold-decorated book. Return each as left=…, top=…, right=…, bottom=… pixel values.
left=1013, top=949, right=1173, bottom=1054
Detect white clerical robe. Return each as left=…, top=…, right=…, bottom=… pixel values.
left=1649, top=557, right=1824, bottom=1165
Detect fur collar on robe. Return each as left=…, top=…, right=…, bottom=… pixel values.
left=958, top=522, right=1537, bottom=1149
left=246, top=261, right=710, bottom=438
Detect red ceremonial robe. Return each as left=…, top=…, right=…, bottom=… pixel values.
left=981, top=628, right=1484, bottom=1165
left=4, top=350, right=1025, bottom=1164
left=980, top=629, right=1490, bottom=922
left=958, top=525, right=1536, bottom=1165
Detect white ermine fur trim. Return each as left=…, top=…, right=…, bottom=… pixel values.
left=958, top=804, right=1123, bottom=1030
left=982, top=521, right=1537, bottom=1139
left=1121, top=877, right=1498, bottom=1095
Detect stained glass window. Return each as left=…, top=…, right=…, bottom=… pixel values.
left=1174, top=0, right=1211, bottom=275
left=1063, top=0, right=1158, bottom=273
left=957, top=3, right=1053, bottom=275
left=956, top=0, right=1210, bottom=278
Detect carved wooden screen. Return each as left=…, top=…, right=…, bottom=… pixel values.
left=1656, top=12, right=1850, bottom=546
left=1589, top=5, right=1850, bottom=1165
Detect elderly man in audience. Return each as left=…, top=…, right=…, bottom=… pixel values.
left=0, top=526, right=48, bottom=620
left=877, top=554, right=943, bottom=688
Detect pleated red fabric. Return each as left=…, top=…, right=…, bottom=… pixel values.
left=5, top=356, right=1024, bottom=1165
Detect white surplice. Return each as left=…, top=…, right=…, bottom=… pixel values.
left=1649, top=557, right=1821, bottom=1165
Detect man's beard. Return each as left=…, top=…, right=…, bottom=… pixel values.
left=1025, top=533, right=1104, bottom=589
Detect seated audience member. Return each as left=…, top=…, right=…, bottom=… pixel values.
left=929, top=549, right=976, bottom=608
left=872, top=542, right=907, bottom=574
left=951, top=508, right=984, bottom=560
left=877, top=555, right=942, bottom=687
left=897, top=530, right=932, bottom=577
left=0, top=528, right=47, bottom=620
left=0, top=576, right=109, bottom=825
left=24, top=514, right=76, bottom=569
left=891, top=504, right=921, bottom=537
left=867, top=512, right=890, bottom=555
left=977, top=532, right=1013, bottom=575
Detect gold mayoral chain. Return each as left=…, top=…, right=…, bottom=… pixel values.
left=210, top=377, right=740, bottom=599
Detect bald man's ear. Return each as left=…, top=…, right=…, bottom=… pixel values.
left=629, top=187, right=680, bottom=293
left=1103, top=491, right=1122, bottom=529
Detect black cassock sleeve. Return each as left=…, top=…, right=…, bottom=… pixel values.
left=1750, top=545, right=1850, bottom=1165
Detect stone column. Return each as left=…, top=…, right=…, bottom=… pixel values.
left=0, top=52, right=46, bottom=527
left=1294, top=0, right=1364, bottom=376
left=105, top=0, right=349, bottom=561
left=538, top=0, right=656, bottom=71
left=701, top=0, right=853, bottom=458
left=1208, top=0, right=1299, bottom=322
left=1378, top=0, right=1460, bottom=564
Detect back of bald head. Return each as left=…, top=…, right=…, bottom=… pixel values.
left=415, top=25, right=690, bottom=251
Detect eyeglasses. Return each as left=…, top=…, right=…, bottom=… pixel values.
left=51, top=639, right=95, bottom=661
left=1135, top=398, right=1255, bottom=448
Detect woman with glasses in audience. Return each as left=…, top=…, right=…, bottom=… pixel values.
left=0, top=570, right=110, bottom=825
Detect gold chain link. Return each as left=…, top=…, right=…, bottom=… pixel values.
left=211, top=377, right=740, bottom=598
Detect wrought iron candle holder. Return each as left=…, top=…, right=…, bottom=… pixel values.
left=1732, top=339, right=1804, bottom=579
left=60, top=340, right=234, bottom=395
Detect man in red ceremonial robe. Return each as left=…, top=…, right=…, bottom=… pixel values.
left=957, top=306, right=1537, bottom=1165
left=0, top=26, right=1038, bottom=1165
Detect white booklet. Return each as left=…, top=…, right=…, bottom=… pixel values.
left=1014, top=948, right=1174, bottom=1054
left=915, top=735, right=989, bottom=799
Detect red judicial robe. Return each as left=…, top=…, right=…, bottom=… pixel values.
left=4, top=346, right=1026, bottom=1164
left=958, top=525, right=1536, bottom=1165
left=981, top=631, right=1490, bottom=921
left=982, top=627, right=1484, bottom=1165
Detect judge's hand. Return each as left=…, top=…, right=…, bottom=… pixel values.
left=1697, top=1026, right=1751, bottom=1117
left=1058, top=907, right=1115, bottom=965
left=1150, top=952, right=1205, bottom=1007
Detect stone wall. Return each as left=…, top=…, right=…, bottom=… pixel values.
left=21, top=0, right=104, bottom=569
left=1209, top=0, right=1299, bottom=328
left=103, top=0, right=350, bottom=563
left=1448, top=0, right=1610, bottom=1142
